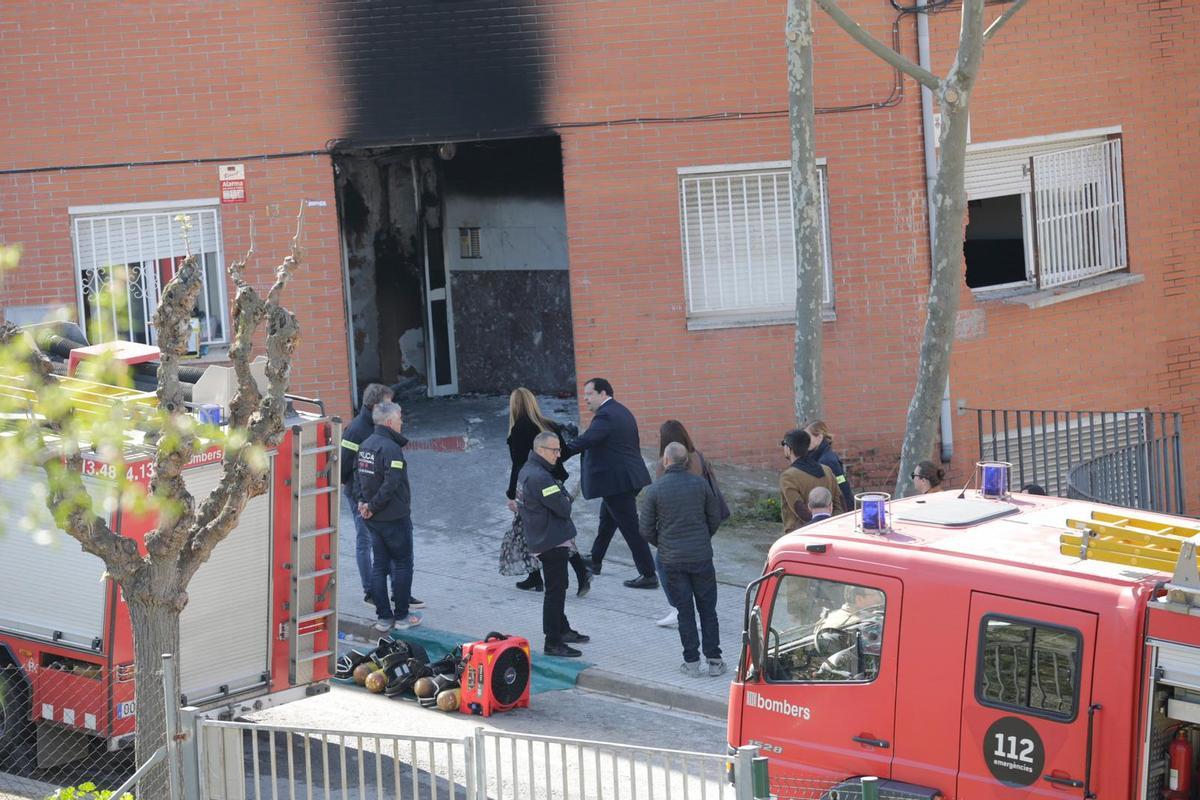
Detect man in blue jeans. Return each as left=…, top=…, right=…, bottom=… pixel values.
left=638, top=442, right=724, bottom=677
left=354, top=401, right=421, bottom=631
left=340, top=383, right=394, bottom=602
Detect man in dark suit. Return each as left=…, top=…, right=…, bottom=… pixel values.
left=562, top=378, right=658, bottom=589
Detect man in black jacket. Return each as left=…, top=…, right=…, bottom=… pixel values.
left=340, top=383, right=393, bottom=604
left=562, top=378, right=657, bottom=588
left=354, top=401, right=422, bottom=632
left=518, top=432, right=591, bottom=657
left=639, top=442, right=724, bottom=677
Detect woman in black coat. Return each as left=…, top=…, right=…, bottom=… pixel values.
left=504, top=388, right=591, bottom=594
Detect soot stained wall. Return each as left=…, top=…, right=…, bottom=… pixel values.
left=333, top=1, right=549, bottom=146
left=451, top=271, right=575, bottom=394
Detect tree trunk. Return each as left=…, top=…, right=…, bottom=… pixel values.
left=894, top=2, right=985, bottom=497
left=127, top=591, right=182, bottom=796
left=788, top=0, right=824, bottom=424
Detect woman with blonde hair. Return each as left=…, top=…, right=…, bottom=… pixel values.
left=804, top=420, right=854, bottom=513
left=502, top=388, right=591, bottom=595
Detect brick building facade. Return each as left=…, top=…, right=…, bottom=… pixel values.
left=2, top=1, right=1196, bottom=504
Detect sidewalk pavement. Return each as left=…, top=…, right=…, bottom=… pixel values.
left=337, top=394, right=781, bottom=720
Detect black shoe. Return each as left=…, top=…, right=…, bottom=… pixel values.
left=576, top=571, right=592, bottom=599
left=363, top=592, right=372, bottom=603
left=623, top=574, right=659, bottom=589
left=544, top=642, right=583, bottom=658
left=516, top=574, right=544, bottom=592
left=408, top=597, right=426, bottom=609
left=588, top=561, right=602, bottom=576
left=562, top=630, right=590, bottom=644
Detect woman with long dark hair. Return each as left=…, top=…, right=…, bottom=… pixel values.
left=650, top=420, right=729, bottom=628
left=503, top=388, right=591, bottom=595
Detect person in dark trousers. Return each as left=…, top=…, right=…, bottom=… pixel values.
left=354, top=401, right=422, bottom=632
left=341, top=383, right=423, bottom=610
left=518, top=431, right=591, bottom=658
left=804, top=420, right=854, bottom=513
left=562, top=378, right=657, bottom=589
left=652, top=420, right=729, bottom=628
left=639, top=442, right=724, bottom=677
left=505, top=388, right=591, bottom=596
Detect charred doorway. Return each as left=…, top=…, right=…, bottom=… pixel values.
left=335, top=137, right=575, bottom=400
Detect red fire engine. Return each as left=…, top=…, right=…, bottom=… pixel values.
left=0, top=363, right=340, bottom=767
left=730, top=485, right=1200, bottom=799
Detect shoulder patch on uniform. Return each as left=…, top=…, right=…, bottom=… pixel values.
left=390, top=460, right=405, bottom=469
left=341, top=439, right=360, bottom=451
left=542, top=484, right=561, bottom=497
left=836, top=474, right=846, bottom=484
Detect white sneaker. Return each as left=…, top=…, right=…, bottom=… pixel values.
left=656, top=608, right=678, bottom=628
left=373, top=619, right=395, bottom=632
left=707, top=659, right=728, bottom=677
left=679, top=660, right=705, bottom=678
left=393, top=614, right=423, bottom=630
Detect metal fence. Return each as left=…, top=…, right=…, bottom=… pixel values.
left=971, top=407, right=1185, bottom=514
left=475, top=729, right=735, bottom=800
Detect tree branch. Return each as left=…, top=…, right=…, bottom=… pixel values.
left=983, top=0, right=1030, bottom=42
left=41, top=448, right=143, bottom=583
left=182, top=206, right=304, bottom=576
left=814, top=0, right=941, bottom=91
left=145, top=250, right=203, bottom=560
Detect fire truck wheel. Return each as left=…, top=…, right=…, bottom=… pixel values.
left=0, top=667, right=34, bottom=768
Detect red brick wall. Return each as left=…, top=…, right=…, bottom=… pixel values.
left=0, top=159, right=352, bottom=421
left=2, top=1, right=1197, bottom=506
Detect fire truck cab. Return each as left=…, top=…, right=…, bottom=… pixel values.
left=0, top=364, right=340, bottom=767
left=730, top=489, right=1200, bottom=799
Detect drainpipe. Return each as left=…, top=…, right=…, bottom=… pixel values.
left=916, top=0, right=954, bottom=462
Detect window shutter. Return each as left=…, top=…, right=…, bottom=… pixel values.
left=965, top=137, right=1105, bottom=201
left=1031, top=140, right=1127, bottom=288
left=74, top=210, right=221, bottom=273
left=679, top=165, right=831, bottom=317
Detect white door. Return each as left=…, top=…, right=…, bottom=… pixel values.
left=422, top=221, right=458, bottom=396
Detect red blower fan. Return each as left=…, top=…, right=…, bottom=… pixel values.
left=459, top=632, right=531, bottom=717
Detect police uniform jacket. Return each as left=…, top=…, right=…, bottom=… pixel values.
left=517, top=451, right=577, bottom=555
left=353, top=425, right=411, bottom=521
left=340, top=405, right=376, bottom=488
left=811, top=438, right=854, bottom=512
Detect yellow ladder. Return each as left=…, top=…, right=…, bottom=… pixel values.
left=1060, top=510, right=1200, bottom=572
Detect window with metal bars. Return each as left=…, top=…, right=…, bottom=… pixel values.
left=964, top=134, right=1128, bottom=291
left=678, top=162, right=833, bottom=322
left=71, top=206, right=228, bottom=347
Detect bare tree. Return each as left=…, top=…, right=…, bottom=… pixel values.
left=0, top=209, right=304, bottom=781
left=812, top=0, right=1028, bottom=495
left=788, top=0, right=824, bottom=423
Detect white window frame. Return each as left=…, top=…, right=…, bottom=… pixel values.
left=678, top=160, right=834, bottom=330
left=69, top=200, right=229, bottom=347
left=965, top=127, right=1129, bottom=295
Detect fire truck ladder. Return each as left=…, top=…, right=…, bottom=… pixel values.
left=1060, top=510, right=1200, bottom=573
left=288, top=412, right=342, bottom=685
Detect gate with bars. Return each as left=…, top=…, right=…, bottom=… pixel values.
left=189, top=717, right=753, bottom=800
left=969, top=407, right=1186, bottom=514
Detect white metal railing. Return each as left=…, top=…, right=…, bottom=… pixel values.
left=189, top=720, right=753, bottom=800
left=476, top=728, right=737, bottom=800
left=1031, top=139, right=1127, bottom=289
left=198, top=720, right=473, bottom=800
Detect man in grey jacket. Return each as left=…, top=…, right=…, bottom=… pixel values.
left=639, top=442, right=724, bottom=677
left=517, top=432, right=591, bottom=658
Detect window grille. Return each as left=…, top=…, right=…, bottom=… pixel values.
left=72, top=208, right=228, bottom=346
left=1031, top=139, right=1127, bottom=288
left=679, top=164, right=832, bottom=318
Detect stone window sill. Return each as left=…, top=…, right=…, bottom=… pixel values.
left=686, top=308, right=837, bottom=331
left=971, top=272, right=1143, bottom=309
